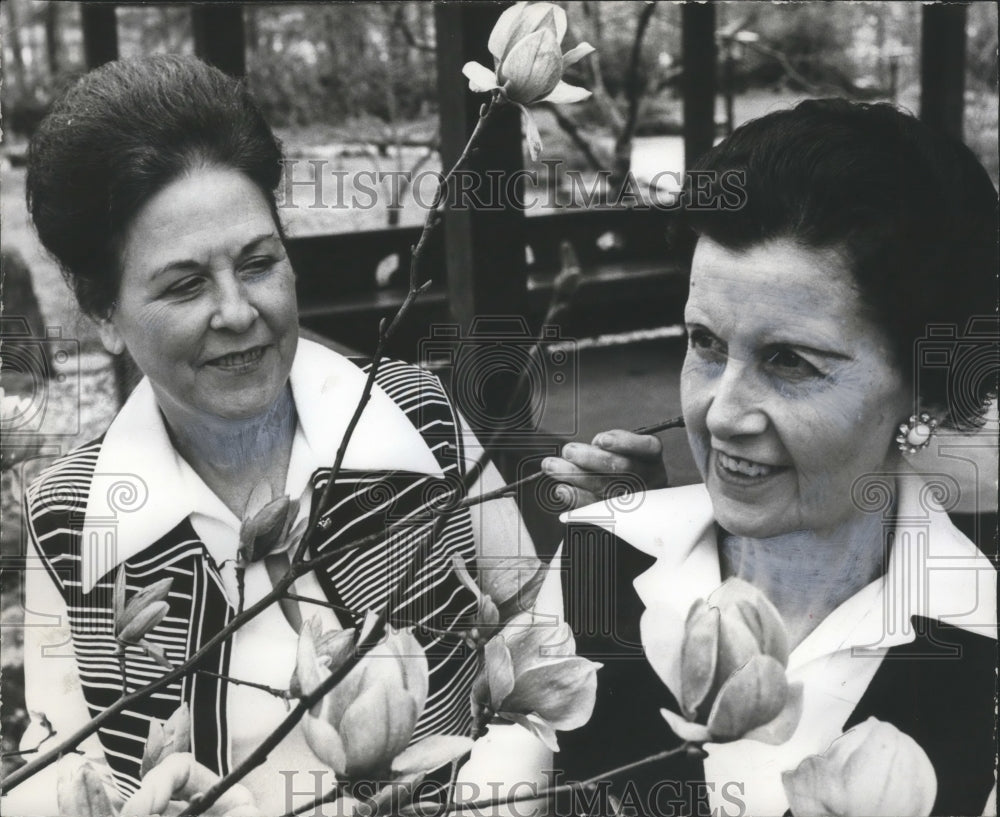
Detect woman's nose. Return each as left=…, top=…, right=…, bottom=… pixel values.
left=704, top=363, right=768, bottom=440
left=210, top=273, right=258, bottom=333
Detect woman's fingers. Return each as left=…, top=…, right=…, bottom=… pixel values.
left=121, top=753, right=259, bottom=817
left=552, top=481, right=601, bottom=511
left=542, top=450, right=622, bottom=496
left=590, top=429, right=664, bottom=462
left=540, top=431, right=669, bottom=509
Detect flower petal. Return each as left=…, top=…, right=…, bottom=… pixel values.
left=500, top=28, right=562, bottom=103
left=705, top=654, right=788, bottom=742
left=485, top=636, right=516, bottom=709
left=713, top=611, right=762, bottom=697
left=781, top=755, right=844, bottom=817
left=503, top=711, right=561, bottom=752
left=302, top=712, right=347, bottom=775
left=837, top=719, right=937, bottom=817
left=487, top=2, right=531, bottom=62
left=539, top=80, right=592, bottom=105
left=679, top=601, right=719, bottom=719
left=340, top=684, right=417, bottom=777
left=390, top=735, right=475, bottom=776
left=504, top=656, right=601, bottom=730
left=561, top=42, right=595, bottom=70
left=741, top=681, right=803, bottom=745
left=519, top=104, right=544, bottom=161
left=503, top=612, right=565, bottom=672
left=462, top=61, right=500, bottom=94
left=709, top=578, right=790, bottom=666
left=660, top=708, right=712, bottom=744
left=388, top=629, right=430, bottom=713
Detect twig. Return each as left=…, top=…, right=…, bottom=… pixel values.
left=0, top=725, right=56, bottom=760
left=196, top=670, right=290, bottom=702
left=294, top=92, right=502, bottom=565
left=179, top=612, right=391, bottom=817
left=407, top=743, right=694, bottom=816
left=446, top=414, right=686, bottom=512
left=620, top=1, right=658, bottom=145
left=540, top=103, right=606, bottom=172
left=283, top=592, right=356, bottom=617
left=279, top=786, right=342, bottom=817
left=178, top=99, right=506, bottom=815
left=1, top=410, right=682, bottom=794
left=116, top=650, right=128, bottom=696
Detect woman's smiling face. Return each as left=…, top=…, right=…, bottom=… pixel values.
left=681, top=237, right=910, bottom=538
left=98, top=166, right=298, bottom=423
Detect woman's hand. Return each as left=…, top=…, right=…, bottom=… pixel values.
left=120, top=753, right=260, bottom=817
left=541, top=429, right=668, bottom=510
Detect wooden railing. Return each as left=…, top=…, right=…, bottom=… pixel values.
left=290, top=207, right=689, bottom=361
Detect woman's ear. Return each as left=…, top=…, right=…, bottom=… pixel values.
left=96, top=316, right=126, bottom=356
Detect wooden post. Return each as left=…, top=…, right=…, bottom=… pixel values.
left=192, top=4, right=246, bottom=77
left=682, top=3, right=717, bottom=167
left=920, top=3, right=967, bottom=140
left=433, top=2, right=528, bottom=332
left=81, top=4, right=119, bottom=69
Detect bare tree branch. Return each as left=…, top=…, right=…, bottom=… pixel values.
left=539, top=103, right=606, bottom=172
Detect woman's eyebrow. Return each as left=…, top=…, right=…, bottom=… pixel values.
left=237, top=233, right=282, bottom=256
left=767, top=340, right=853, bottom=361
left=150, top=233, right=281, bottom=279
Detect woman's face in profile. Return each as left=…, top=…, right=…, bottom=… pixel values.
left=97, top=166, right=299, bottom=422
left=681, top=237, right=910, bottom=539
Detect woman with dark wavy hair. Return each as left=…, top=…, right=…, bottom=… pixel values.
left=551, top=99, right=997, bottom=816
left=8, top=54, right=550, bottom=816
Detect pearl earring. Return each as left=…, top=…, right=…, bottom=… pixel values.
left=896, top=413, right=938, bottom=454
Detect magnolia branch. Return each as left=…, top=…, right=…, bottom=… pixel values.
left=294, top=91, right=502, bottom=565
left=179, top=610, right=392, bottom=817
left=279, top=743, right=697, bottom=817
left=1, top=407, right=681, bottom=794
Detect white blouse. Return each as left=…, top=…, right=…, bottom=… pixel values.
left=563, top=476, right=997, bottom=816
left=9, top=340, right=552, bottom=816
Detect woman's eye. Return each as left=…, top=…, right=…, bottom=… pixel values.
left=240, top=256, right=276, bottom=277
left=163, top=277, right=204, bottom=297
left=764, top=348, right=822, bottom=379
left=688, top=328, right=726, bottom=359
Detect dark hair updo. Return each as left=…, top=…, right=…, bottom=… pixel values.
left=678, top=98, right=999, bottom=430
left=26, top=54, right=284, bottom=319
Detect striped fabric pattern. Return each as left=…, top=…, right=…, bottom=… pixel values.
left=25, top=359, right=482, bottom=797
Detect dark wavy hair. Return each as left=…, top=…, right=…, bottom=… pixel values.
left=26, top=54, right=285, bottom=319
left=676, top=98, right=999, bottom=430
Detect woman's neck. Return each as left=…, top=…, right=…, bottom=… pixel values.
left=718, top=505, right=892, bottom=648
left=159, top=386, right=298, bottom=517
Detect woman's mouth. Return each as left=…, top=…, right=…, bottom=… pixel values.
left=713, top=451, right=786, bottom=485
left=205, top=346, right=267, bottom=372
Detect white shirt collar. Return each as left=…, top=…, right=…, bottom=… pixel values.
left=563, top=474, right=996, bottom=673
left=81, top=339, right=443, bottom=593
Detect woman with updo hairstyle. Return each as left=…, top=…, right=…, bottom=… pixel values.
left=549, top=99, right=998, bottom=816
left=10, top=55, right=551, bottom=816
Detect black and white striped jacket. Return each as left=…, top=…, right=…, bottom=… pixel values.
left=24, top=341, right=485, bottom=798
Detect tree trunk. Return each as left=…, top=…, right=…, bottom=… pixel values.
left=44, top=2, right=60, bottom=79
left=3, top=0, right=26, bottom=94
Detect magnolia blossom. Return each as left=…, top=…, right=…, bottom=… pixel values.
left=140, top=703, right=191, bottom=779
left=462, top=2, right=594, bottom=159
left=782, top=717, right=938, bottom=817
left=113, top=570, right=173, bottom=668
left=238, top=488, right=306, bottom=565
left=56, top=756, right=116, bottom=817
left=295, top=615, right=472, bottom=781
left=471, top=611, right=600, bottom=751
left=653, top=578, right=803, bottom=745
